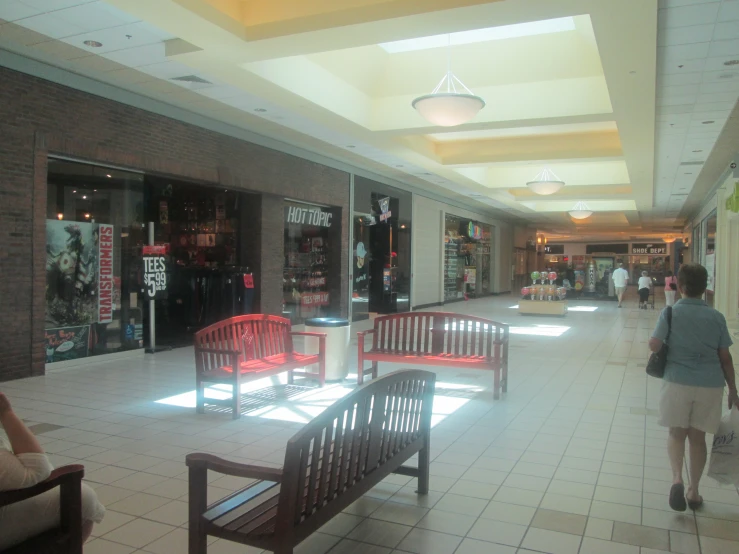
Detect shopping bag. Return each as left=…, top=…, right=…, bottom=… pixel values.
left=708, top=407, right=739, bottom=485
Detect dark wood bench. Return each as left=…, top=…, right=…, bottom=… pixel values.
left=357, top=312, right=509, bottom=399
left=186, top=369, right=436, bottom=554
left=0, top=465, right=85, bottom=554
left=194, top=314, right=326, bottom=419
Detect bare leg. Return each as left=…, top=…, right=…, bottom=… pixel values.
left=668, top=427, right=688, bottom=485
left=82, top=521, right=94, bottom=543
left=686, top=427, right=707, bottom=503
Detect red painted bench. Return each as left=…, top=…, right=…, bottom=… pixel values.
left=187, top=369, right=436, bottom=554
left=194, top=315, right=326, bottom=419
left=358, top=312, right=510, bottom=399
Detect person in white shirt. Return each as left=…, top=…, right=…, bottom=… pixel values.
left=0, top=393, right=105, bottom=549
left=612, top=262, right=630, bottom=308
left=638, top=271, right=653, bottom=309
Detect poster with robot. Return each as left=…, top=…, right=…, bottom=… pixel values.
left=45, top=220, right=117, bottom=330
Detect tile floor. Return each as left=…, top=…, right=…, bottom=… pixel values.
left=3, top=294, right=739, bottom=554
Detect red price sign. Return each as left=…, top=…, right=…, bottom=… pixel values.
left=243, top=274, right=254, bottom=289
left=143, top=245, right=168, bottom=255
left=301, top=292, right=330, bottom=307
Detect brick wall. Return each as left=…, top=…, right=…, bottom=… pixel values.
left=0, top=66, right=350, bottom=381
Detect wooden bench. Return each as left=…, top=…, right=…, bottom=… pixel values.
left=186, top=369, right=436, bottom=554
left=357, top=312, right=510, bottom=399
left=194, top=315, right=326, bottom=419
left=0, top=465, right=85, bottom=554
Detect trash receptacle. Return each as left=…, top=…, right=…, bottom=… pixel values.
left=304, top=318, right=350, bottom=381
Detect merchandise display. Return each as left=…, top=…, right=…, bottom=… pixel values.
left=519, top=271, right=568, bottom=316
left=444, top=214, right=492, bottom=300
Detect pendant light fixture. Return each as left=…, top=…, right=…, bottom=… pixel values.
left=526, top=168, right=565, bottom=195
left=412, top=36, right=485, bottom=127
left=568, top=201, right=593, bottom=220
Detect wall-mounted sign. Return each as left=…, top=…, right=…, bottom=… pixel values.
left=45, top=325, right=90, bottom=363
left=631, top=243, right=667, bottom=255
left=143, top=245, right=168, bottom=300
left=468, top=222, right=482, bottom=240
left=726, top=182, right=739, bottom=214
left=378, top=197, right=391, bottom=222
left=285, top=205, right=333, bottom=227
left=544, top=244, right=565, bottom=254
left=98, top=224, right=114, bottom=324
left=586, top=243, right=629, bottom=254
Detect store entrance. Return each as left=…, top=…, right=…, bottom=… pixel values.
left=145, top=176, right=255, bottom=348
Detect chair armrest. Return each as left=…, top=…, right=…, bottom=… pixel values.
left=357, top=329, right=375, bottom=337
left=186, top=453, right=283, bottom=481
left=0, top=464, right=84, bottom=507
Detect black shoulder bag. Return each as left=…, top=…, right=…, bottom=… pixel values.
left=646, top=306, right=672, bottom=378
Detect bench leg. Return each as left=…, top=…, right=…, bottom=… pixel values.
left=287, top=370, right=294, bottom=385
left=493, top=367, right=501, bottom=400
left=417, top=441, right=430, bottom=495
left=232, top=374, right=241, bottom=420
left=502, top=363, right=508, bottom=394
left=372, top=361, right=378, bottom=380
left=195, top=379, right=205, bottom=414
left=189, top=467, right=208, bottom=554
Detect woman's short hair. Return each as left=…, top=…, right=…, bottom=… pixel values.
left=678, top=263, right=708, bottom=297
left=642, top=271, right=648, bottom=276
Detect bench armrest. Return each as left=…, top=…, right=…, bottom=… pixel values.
left=357, top=329, right=375, bottom=352
left=0, top=464, right=84, bottom=507
left=290, top=331, right=326, bottom=339
left=186, top=453, right=283, bottom=481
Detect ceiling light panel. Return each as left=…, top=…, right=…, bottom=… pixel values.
left=379, top=17, right=575, bottom=53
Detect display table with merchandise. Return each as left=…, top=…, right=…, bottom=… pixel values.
left=519, top=271, right=568, bottom=317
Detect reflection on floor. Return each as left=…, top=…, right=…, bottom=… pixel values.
left=4, top=295, right=739, bottom=554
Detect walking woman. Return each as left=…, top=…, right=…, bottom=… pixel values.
left=638, top=270, right=652, bottom=309
left=664, top=270, right=678, bottom=307
left=649, top=263, right=738, bottom=511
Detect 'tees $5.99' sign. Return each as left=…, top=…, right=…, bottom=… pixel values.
left=143, top=246, right=168, bottom=300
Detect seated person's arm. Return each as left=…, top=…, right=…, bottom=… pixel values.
left=0, top=393, right=53, bottom=490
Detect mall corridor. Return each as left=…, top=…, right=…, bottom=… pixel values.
left=3, top=295, right=737, bottom=554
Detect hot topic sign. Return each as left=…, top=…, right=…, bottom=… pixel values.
left=143, top=245, right=168, bottom=300
left=285, top=205, right=333, bottom=227
left=98, top=224, right=114, bottom=324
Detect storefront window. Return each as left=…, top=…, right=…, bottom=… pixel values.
left=352, top=178, right=411, bottom=321
left=45, top=159, right=145, bottom=362
left=705, top=210, right=717, bottom=307
left=284, top=201, right=334, bottom=324
left=444, top=214, right=492, bottom=301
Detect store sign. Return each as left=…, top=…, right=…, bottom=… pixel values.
left=468, top=222, right=482, bottom=240
left=301, top=292, right=330, bottom=307
left=285, top=205, right=333, bottom=227
left=631, top=243, right=667, bottom=255
left=305, top=277, right=326, bottom=288
left=143, top=245, right=168, bottom=300
left=98, top=224, right=114, bottom=323
left=378, top=197, right=391, bottom=222
left=544, top=244, right=565, bottom=254
left=45, top=325, right=90, bottom=363
left=726, top=182, right=739, bottom=214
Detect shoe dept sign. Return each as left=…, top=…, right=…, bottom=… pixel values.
left=285, top=205, right=333, bottom=227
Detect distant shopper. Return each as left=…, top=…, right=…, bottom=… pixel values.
left=0, top=393, right=105, bottom=549
left=649, top=263, right=738, bottom=512
left=612, top=262, right=629, bottom=308
left=664, top=270, right=677, bottom=307
left=638, top=271, right=652, bottom=309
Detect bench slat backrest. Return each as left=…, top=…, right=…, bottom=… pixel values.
left=372, top=312, right=509, bottom=359
left=276, top=370, right=436, bottom=536
left=194, top=315, right=294, bottom=372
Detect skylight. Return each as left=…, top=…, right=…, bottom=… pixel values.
left=379, top=17, right=576, bottom=54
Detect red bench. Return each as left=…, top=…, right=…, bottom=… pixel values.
left=358, top=312, right=510, bottom=399
left=194, top=315, right=326, bottom=419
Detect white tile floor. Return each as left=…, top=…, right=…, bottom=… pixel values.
left=3, top=294, right=739, bottom=553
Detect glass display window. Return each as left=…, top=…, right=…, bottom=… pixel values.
left=284, top=201, right=334, bottom=324
left=45, top=159, right=145, bottom=362
left=444, top=214, right=492, bottom=301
